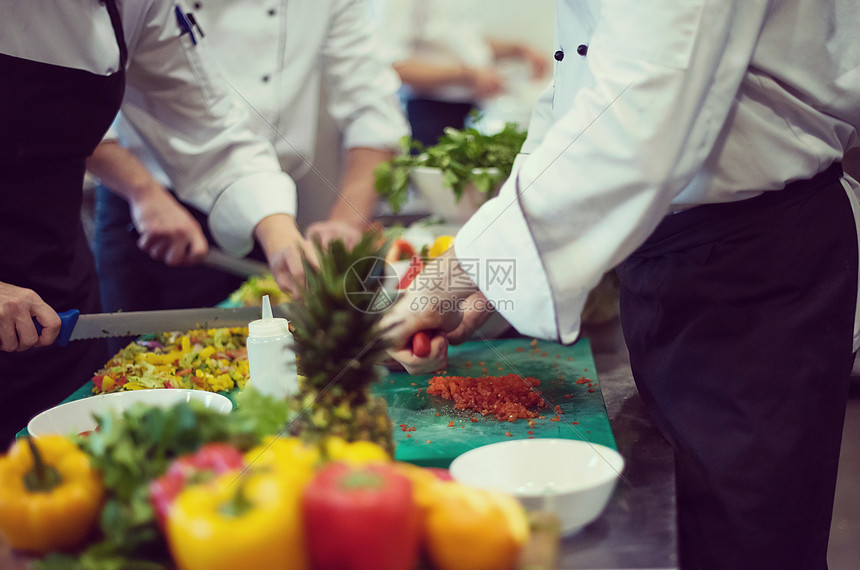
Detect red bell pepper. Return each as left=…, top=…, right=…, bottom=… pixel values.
left=148, top=442, right=245, bottom=530
left=385, top=238, right=417, bottom=264
left=301, top=461, right=422, bottom=570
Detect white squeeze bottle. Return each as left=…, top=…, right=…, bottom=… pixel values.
left=246, top=295, right=298, bottom=398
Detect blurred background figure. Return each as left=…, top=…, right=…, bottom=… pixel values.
left=372, top=0, right=552, bottom=147
left=89, top=0, right=409, bottom=330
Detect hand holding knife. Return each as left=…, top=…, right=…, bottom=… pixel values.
left=396, top=255, right=434, bottom=358
left=34, top=303, right=289, bottom=346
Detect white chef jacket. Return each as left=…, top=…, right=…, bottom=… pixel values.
left=0, top=0, right=298, bottom=257
left=456, top=0, right=860, bottom=347
left=372, top=0, right=495, bottom=102
left=115, top=0, right=408, bottom=235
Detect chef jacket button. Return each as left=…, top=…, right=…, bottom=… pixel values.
left=577, top=44, right=589, bottom=56
left=262, top=75, right=270, bottom=83
left=268, top=8, right=276, bottom=16
left=193, top=2, right=202, bottom=9
left=554, top=50, right=564, bottom=61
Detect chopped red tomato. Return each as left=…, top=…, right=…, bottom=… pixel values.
left=385, top=238, right=417, bottom=264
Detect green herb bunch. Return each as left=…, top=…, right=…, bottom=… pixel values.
left=374, top=122, right=528, bottom=213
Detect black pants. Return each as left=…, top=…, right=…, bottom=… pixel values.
left=617, top=163, right=856, bottom=569
left=405, top=98, right=475, bottom=148
left=93, top=186, right=266, bottom=354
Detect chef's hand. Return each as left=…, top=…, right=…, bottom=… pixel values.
left=129, top=185, right=209, bottom=266
left=0, top=282, right=60, bottom=352
left=255, top=213, right=318, bottom=297
left=381, top=250, right=480, bottom=374
left=86, top=140, right=207, bottom=265
left=305, top=219, right=364, bottom=250
left=445, top=290, right=495, bottom=345
left=391, top=333, right=450, bottom=376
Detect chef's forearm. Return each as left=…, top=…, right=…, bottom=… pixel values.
left=486, top=38, right=528, bottom=61
left=86, top=140, right=166, bottom=203
left=253, top=213, right=305, bottom=262
left=327, top=147, right=392, bottom=232
left=393, top=60, right=478, bottom=93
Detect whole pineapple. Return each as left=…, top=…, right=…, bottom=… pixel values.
left=285, top=232, right=396, bottom=456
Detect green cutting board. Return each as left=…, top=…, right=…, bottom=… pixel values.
left=375, top=337, right=615, bottom=468
left=19, top=338, right=615, bottom=466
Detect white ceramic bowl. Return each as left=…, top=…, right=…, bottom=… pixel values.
left=410, top=166, right=500, bottom=224
left=449, top=438, right=624, bottom=535
left=27, top=389, right=233, bottom=437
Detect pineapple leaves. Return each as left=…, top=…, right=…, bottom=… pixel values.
left=284, top=232, right=397, bottom=455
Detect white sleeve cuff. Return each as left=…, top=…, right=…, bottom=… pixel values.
left=207, top=171, right=297, bottom=256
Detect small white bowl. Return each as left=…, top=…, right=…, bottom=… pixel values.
left=27, top=389, right=233, bottom=437
left=449, top=438, right=624, bottom=535
left=410, top=166, right=501, bottom=224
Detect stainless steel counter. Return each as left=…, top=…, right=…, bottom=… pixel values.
left=558, top=318, right=678, bottom=569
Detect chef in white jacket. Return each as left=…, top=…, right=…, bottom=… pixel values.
left=89, top=0, right=409, bottom=317
left=0, top=0, right=297, bottom=444
left=373, top=0, right=548, bottom=147
left=385, top=1, right=860, bottom=567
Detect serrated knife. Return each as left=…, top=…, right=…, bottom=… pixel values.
left=36, top=303, right=289, bottom=346
left=202, top=248, right=270, bottom=278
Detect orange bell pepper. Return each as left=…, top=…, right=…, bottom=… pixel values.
left=0, top=436, right=104, bottom=553
left=424, top=481, right=529, bottom=570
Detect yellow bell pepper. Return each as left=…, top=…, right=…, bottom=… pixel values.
left=244, top=435, right=390, bottom=477
left=424, top=481, right=529, bottom=570
left=0, top=436, right=104, bottom=553
left=428, top=235, right=455, bottom=258
left=166, top=469, right=308, bottom=570
left=244, top=436, right=319, bottom=486
left=323, top=436, right=391, bottom=465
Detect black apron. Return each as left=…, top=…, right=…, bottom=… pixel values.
left=0, top=0, right=127, bottom=446
left=617, top=162, right=856, bottom=569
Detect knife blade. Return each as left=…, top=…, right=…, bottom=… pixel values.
left=38, top=303, right=289, bottom=346
left=202, top=249, right=270, bottom=278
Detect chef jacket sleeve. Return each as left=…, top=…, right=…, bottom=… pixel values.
left=119, top=0, right=297, bottom=256
left=100, top=124, right=120, bottom=143
left=456, top=0, right=770, bottom=343
left=519, top=81, right=555, bottom=157
left=372, top=0, right=416, bottom=65
left=321, top=0, right=410, bottom=151
left=506, top=80, right=556, bottom=185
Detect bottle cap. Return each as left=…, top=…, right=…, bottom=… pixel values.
left=248, top=295, right=290, bottom=337
left=262, top=295, right=273, bottom=320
